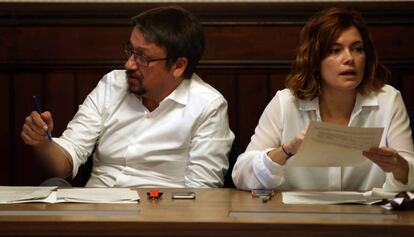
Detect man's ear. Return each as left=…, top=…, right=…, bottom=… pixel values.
left=171, top=57, right=188, bottom=79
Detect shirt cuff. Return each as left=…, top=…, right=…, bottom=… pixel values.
left=263, top=148, right=284, bottom=172
left=53, top=137, right=80, bottom=178
left=385, top=159, right=414, bottom=192
left=250, top=148, right=285, bottom=188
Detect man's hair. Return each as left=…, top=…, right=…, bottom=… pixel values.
left=132, top=6, right=205, bottom=79
left=286, top=7, right=390, bottom=100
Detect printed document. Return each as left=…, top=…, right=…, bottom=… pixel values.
left=57, top=188, right=140, bottom=203
left=0, top=186, right=57, bottom=203
left=287, top=121, right=383, bottom=167
left=282, top=188, right=397, bottom=204
left=0, top=186, right=139, bottom=204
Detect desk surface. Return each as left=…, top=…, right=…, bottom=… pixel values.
left=0, top=188, right=413, bottom=237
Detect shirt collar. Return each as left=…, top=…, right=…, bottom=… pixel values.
left=297, top=91, right=379, bottom=112
left=298, top=96, right=319, bottom=111
left=161, top=76, right=193, bottom=106
left=354, top=91, right=378, bottom=108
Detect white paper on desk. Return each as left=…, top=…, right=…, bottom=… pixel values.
left=57, top=188, right=140, bottom=203
left=282, top=188, right=398, bottom=205
left=282, top=191, right=369, bottom=204
left=0, top=187, right=139, bottom=204
left=0, top=186, right=57, bottom=203
left=287, top=121, right=383, bottom=167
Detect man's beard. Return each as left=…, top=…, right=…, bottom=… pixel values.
left=128, top=84, right=146, bottom=96
left=126, top=70, right=146, bottom=96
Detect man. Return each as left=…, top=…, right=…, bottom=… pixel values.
left=21, top=6, right=234, bottom=188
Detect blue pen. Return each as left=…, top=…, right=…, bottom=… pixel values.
left=32, top=96, right=52, bottom=141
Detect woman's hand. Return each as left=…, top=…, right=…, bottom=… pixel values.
left=363, top=147, right=409, bottom=184
left=284, top=129, right=307, bottom=155
left=267, top=129, right=306, bottom=165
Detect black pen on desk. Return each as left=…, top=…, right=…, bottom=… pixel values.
left=32, top=96, right=52, bottom=141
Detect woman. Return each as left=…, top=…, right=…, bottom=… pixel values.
left=232, top=7, right=414, bottom=191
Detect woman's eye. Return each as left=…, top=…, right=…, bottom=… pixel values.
left=354, top=46, right=364, bottom=52
left=330, top=47, right=341, bottom=54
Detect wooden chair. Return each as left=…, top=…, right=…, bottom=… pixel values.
left=409, top=111, right=414, bottom=144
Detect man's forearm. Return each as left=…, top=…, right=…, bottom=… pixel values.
left=33, top=141, right=73, bottom=178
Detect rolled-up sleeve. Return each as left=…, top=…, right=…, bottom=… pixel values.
left=53, top=77, right=106, bottom=178
left=383, top=92, right=414, bottom=191
left=185, top=97, right=234, bottom=188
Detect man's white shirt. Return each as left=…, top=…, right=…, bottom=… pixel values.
left=54, top=70, right=234, bottom=188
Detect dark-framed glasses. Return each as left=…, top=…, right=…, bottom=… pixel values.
left=124, top=42, right=168, bottom=68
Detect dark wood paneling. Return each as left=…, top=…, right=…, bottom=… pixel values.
left=1, top=1, right=414, bottom=25
left=14, top=27, right=130, bottom=61
left=45, top=71, right=77, bottom=136
left=75, top=71, right=108, bottom=105
left=237, top=73, right=269, bottom=150
left=370, top=26, right=414, bottom=61
left=401, top=72, right=414, bottom=112
left=12, top=73, right=48, bottom=185
left=203, top=26, right=300, bottom=60
left=0, top=2, right=413, bottom=185
left=0, top=73, right=11, bottom=185
left=270, top=71, right=289, bottom=98
left=202, top=72, right=237, bottom=135
left=0, top=27, right=15, bottom=62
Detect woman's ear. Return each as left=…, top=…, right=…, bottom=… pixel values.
left=171, top=57, right=188, bottom=79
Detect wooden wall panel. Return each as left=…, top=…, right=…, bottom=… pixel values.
left=270, top=71, right=289, bottom=98
left=203, top=26, right=300, bottom=60
left=14, top=27, right=130, bottom=61
left=370, top=26, right=414, bottom=61
left=0, top=73, right=11, bottom=185
left=201, top=72, right=237, bottom=134
left=75, top=70, right=108, bottom=105
left=0, top=2, right=413, bottom=185
left=237, top=73, right=269, bottom=150
left=12, top=73, right=47, bottom=185
left=45, top=71, right=77, bottom=137
left=0, top=27, right=15, bottom=62
left=401, top=72, right=414, bottom=113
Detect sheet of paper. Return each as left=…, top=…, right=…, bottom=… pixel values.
left=282, top=191, right=369, bottom=204
left=282, top=188, right=399, bottom=205
left=287, top=121, right=383, bottom=167
left=57, top=188, right=140, bottom=203
left=0, top=186, right=57, bottom=204
left=0, top=187, right=139, bottom=204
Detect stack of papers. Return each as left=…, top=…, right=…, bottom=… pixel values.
left=57, top=188, right=139, bottom=203
left=282, top=188, right=397, bottom=205
left=0, top=186, right=57, bottom=203
left=0, top=186, right=140, bottom=204
left=288, top=121, right=383, bottom=167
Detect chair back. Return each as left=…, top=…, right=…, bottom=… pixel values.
left=409, top=111, right=414, bottom=143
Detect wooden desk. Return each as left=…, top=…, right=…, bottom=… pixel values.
left=0, top=188, right=413, bottom=237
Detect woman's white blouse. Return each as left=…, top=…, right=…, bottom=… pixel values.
left=232, top=85, right=414, bottom=191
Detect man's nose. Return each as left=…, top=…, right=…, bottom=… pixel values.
left=125, top=55, right=138, bottom=70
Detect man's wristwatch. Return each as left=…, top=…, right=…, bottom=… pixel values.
left=281, top=144, right=294, bottom=160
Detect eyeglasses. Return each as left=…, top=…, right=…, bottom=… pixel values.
left=124, top=42, right=168, bottom=68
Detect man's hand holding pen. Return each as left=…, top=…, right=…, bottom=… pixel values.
left=21, top=96, right=54, bottom=145
left=21, top=110, right=54, bottom=145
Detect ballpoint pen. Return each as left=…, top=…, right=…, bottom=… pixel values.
left=32, top=96, right=52, bottom=141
